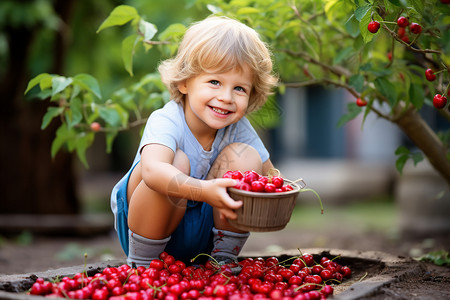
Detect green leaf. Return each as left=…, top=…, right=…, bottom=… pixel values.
left=96, top=5, right=138, bottom=33
left=409, top=83, right=424, bottom=110
left=374, top=77, right=397, bottom=106
left=51, top=124, right=70, bottom=158
left=354, top=4, right=371, bottom=21
left=345, top=14, right=361, bottom=38
left=73, top=74, right=101, bottom=99
left=206, top=4, right=222, bottom=14
left=52, top=76, right=73, bottom=96
left=409, top=0, right=424, bottom=14
left=387, top=0, right=406, bottom=7
left=41, top=106, right=64, bottom=130
left=112, top=88, right=137, bottom=111
left=411, top=152, right=424, bottom=165
left=349, top=74, right=364, bottom=93
left=337, top=102, right=362, bottom=128
left=105, top=131, right=118, bottom=153
left=395, top=154, right=409, bottom=175
left=359, top=8, right=377, bottom=43
left=122, top=34, right=139, bottom=76
left=99, top=106, right=121, bottom=127
left=158, top=23, right=186, bottom=41
left=24, top=73, right=51, bottom=94
left=139, top=19, right=157, bottom=42
left=75, top=132, right=94, bottom=168
left=333, top=47, right=354, bottom=64
left=395, top=145, right=410, bottom=155
left=40, top=75, right=53, bottom=91
left=66, top=97, right=83, bottom=129
left=99, top=105, right=128, bottom=127
left=236, top=7, right=261, bottom=14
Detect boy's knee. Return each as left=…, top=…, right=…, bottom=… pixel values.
left=173, top=149, right=190, bottom=175
left=217, top=143, right=262, bottom=173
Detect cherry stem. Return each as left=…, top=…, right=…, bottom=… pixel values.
left=299, top=188, right=324, bottom=214
left=443, top=82, right=450, bottom=95
left=191, top=253, right=218, bottom=265
left=380, top=20, right=396, bottom=24
left=359, top=272, right=369, bottom=282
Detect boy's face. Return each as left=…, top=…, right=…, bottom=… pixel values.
left=178, top=65, right=253, bottom=133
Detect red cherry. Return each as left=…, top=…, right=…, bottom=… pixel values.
left=397, top=16, right=409, bottom=27
left=282, top=184, right=294, bottom=192
left=340, top=266, right=352, bottom=278
left=222, top=171, right=233, bottom=179
left=264, top=183, right=276, bottom=193
left=149, top=259, right=164, bottom=271
left=321, top=284, right=334, bottom=296
left=401, top=34, right=410, bottom=43
left=231, top=170, right=244, bottom=180
left=243, top=170, right=260, bottom=183
left=159, top=251, right=169, bottom=260
left=237, top=180, right=252, bottom=191
left=168, top=264, right=182, bottom=274
left=271, top=176, right=284, bottom=188
left=278, top=268, right=295, bottom=280
left=320, top=269, right=333, bottom=280
left=259, top=176, right=269, bottom=185
left=367, top=20, right=380, bottom=33
left=356, top=98, right=367, bottom=107
left=397, top=27, right=406, bottom=38
left=251, top=180, right=265, bottom=192
left=164, top=254, right=176, bottom=266
left=433, top=94, right=447, bottom=109
left=302, top=253, right=315, bottom=266
left=425, top=69, right=436, bottom=81
left=92, top=289, right=109, bottom=300
left=288, top=275, right=303, bottom=285
left=409, top=22, right=422, bottom=34
left=90, top=122, right=101, bottom=132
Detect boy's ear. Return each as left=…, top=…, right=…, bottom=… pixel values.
left=177, top=81, right=187, bottom=94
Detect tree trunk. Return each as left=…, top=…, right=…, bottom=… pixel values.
left=0, top=0, right=79, bottom=215
left=395, top=106, right=450, bottom=185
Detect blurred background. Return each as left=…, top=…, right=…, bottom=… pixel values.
left=0, top=0, right=448, bottom=275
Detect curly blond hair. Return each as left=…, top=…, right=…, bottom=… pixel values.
left=158, top=16, right=278, bottom=113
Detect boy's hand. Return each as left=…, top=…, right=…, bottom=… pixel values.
left=201, top=178, right=242, bottom=220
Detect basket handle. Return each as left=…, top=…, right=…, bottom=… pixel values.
left=292, top=178, right=306, bottom=189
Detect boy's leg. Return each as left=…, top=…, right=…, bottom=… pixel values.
left=126, top=149, right=189, bottom=266
left=207, top=143, right=262, bottom=263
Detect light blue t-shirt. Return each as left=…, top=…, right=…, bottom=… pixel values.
left=110, top=100, right=269, bottom=230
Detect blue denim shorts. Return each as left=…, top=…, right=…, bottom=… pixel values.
left=114, top=163, right=214, bottom=263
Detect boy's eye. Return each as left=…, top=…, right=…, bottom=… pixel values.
left=235, top=86, right=246, bottom=93
left=209, top=80, right=220, bottom=85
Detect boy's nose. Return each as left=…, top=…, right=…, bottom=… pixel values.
left=218, top=88, right=233, bottom=102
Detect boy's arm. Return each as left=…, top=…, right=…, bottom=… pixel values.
left=140, top=144, right=242, bottom=220
left=262, top=158, right=275, bottom=176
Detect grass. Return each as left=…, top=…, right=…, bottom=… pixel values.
left=288, top=196, right=397, bottom=234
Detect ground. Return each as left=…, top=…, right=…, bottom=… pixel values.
left=1, top=213, right=449, bottom=299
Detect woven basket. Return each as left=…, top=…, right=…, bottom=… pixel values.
left=227, top=179, right=301, bottom=232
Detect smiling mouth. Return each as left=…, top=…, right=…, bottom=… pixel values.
left=210, top=106, right=231, bottom=115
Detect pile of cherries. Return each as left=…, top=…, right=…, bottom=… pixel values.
left=223, top=170, right=294, bottom=193
left=29, top=252, right=352, bottom=300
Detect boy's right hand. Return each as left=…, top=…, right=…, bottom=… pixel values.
left=201, top=178, right=242, bottom=220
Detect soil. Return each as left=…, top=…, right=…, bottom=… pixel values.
left=0, top=225, right=449, bottom=299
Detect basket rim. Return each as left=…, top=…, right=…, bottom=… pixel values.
left=227, top=179, right=301, bottom=197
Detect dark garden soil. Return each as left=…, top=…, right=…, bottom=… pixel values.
left=0, top=225, right=449, bottom=299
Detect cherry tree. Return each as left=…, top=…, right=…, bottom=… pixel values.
left=26, top=0, right=450, bottom=184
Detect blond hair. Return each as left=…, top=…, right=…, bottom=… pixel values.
left=158, top=16, right=278, bottom=113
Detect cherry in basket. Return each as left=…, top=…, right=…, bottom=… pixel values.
left=223, top=170, right=296, bottom=193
